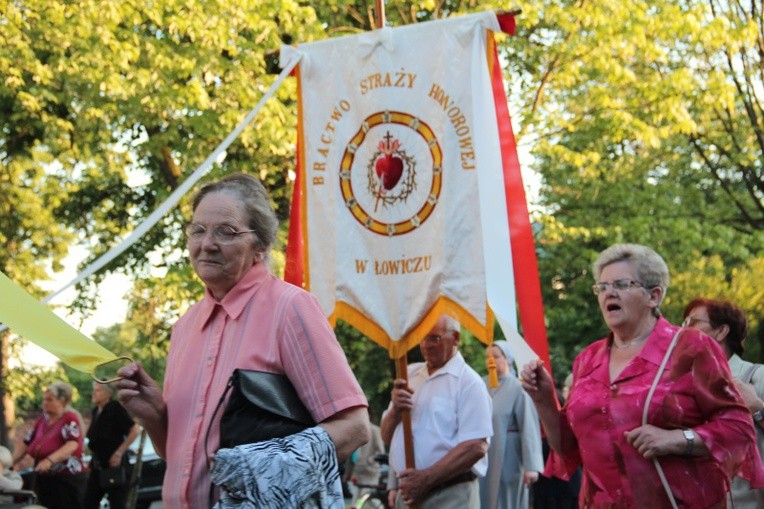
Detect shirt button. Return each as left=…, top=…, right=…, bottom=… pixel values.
left=610, top=384, right=617, bottom=390
left=601, top=407, right=607, bottom=413
left=616, top=489, right=623, bottom=496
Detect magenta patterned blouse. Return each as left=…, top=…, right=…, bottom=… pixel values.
left=24, top=410, right=84, bottom=476
left=548, top=317, right=764, bottom=508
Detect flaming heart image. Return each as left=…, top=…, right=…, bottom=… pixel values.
left=374, top=137, right=404, bottom=212
left=375, top=139, right=404, bottom=190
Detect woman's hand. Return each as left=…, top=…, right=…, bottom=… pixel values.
left=523, top=470, right=540, bottom=486
left=625, top=424, right=707, bottom=459
left=115, top=363, right=165, bottom=426
left=520, top=360, right=557, bottom=408
left=734, top=380, right=764, bottom=414
left=115, top=362, right=168, bottom=458
left=34, top=457, right=54, bottom=473
left=108, top=451, right=123, bottom=468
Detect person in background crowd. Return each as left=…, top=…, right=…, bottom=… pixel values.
left=521, top=243, right=764, bottom=507
left=683, top=297, right=764, bottom=507
left=83, top=382, right=140, bottom=509
left=381, top=314, right=492, bottom=509
left=12, top=382, right=86, bottom=509
left=116, top=173, right=369, bottom=508
left=480, top=340, right=543, bottom=509
left=0, top=445, right=23, bottom=501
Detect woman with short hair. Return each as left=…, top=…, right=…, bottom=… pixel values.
left=683, top=297, right=764, bottom=507
left=521, top=243, right=764, bottom=508
left=12, top=381, right=86, bottom=509
left=115, top=173, right=369, bottom=508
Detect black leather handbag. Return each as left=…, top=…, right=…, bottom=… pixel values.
left=209, top=369, right=316, bottom=451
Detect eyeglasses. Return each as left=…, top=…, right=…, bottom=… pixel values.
left=185, top=223, right=256, bottom=244
left=683, top=316, right=711, bottom=328
left=592, top=279, right=644, bottom=295
left=423, top=332, right=452, bottom=344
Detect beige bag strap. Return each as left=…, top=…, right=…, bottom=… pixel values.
left=642, top=327, right=684, bottom=509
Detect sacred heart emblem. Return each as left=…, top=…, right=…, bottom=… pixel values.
left=340, top=112, right=440, bottom=236
left=375, top=153, right=404, bottom=190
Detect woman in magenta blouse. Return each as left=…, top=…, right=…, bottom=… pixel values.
left=12, top=381, right=86, bottom=509
left=521, top=243, right=764, bottom=508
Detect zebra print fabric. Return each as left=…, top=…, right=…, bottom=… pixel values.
left=210, top=427, right=344, bottom=509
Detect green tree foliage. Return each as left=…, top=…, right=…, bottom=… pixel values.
left=503, top=0, right=764, bottom=372
left=0, top=0, right=326, bottom=442
left=2, top=0, right=326, bottom=299
left=7, top=363, right=70, bottom=418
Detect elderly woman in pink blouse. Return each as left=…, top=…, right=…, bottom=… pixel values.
left=115, top=173, right=369, bottom=508
left=521, top=243, right=763, bottom=508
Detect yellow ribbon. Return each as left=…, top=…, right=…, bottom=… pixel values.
left=487, top=348, right=499, bottom=388
left=0, top=270, right=117, bottom=373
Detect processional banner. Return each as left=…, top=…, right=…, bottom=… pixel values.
left=283, top=12, right=549, bottom=367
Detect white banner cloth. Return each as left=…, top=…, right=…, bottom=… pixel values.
left=283, top=13, right=521, bottom=356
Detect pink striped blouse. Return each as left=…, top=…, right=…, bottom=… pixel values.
left=161, top=263, right=367, bottom=508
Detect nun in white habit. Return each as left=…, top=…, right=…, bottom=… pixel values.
left=479, top=341, right=544, bottom=509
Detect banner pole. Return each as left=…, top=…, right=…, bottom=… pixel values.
left=374, top=0, right=385, bottom=29
left=394, top=355, right=415, bottom=469
left=395, top=353, right=418, bottom=509
left=372, top=3, right=416, bottom=503
left=371, top=0, right=419, bottom=499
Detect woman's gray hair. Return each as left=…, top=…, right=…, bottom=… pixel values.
left=593, top=243, right=669, bottom=316
left=192, top=173, right=278, bottom=261
left=47, top=381, right=73, bottom=406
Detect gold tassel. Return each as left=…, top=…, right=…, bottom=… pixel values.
left=487, top=352, right=499, bottom=388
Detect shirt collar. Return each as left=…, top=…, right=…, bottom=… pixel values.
left=577, top=316, right=676, bottom=382
left=428, top=351, right=465, bottom=379
left=633, top=316, right=678, bottom=366
left=194, top=263, right=269, bottom=330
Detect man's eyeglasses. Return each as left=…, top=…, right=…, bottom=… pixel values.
left=185, top=223, right=256, bottom=244
left=592, top=279, right=645, bottom=295
left=423, top=332, right=452, bottom=344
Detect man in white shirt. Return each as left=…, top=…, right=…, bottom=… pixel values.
left=381, top=314, right=493, bottom=509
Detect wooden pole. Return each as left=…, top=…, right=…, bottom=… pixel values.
left=395, top=355, right=416, bottom=469
left=374, top=0, right=386, bottom=29
left=372, top=4, right=419, bottom=498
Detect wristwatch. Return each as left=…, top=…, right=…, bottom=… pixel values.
left=682, top=429, right=695, bottom=455
left=753, top=406, right=764, bottom=423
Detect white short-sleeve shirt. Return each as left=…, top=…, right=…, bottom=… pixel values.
left=387, top=351, right=493, bottom=476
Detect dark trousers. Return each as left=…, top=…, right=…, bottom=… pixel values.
left=35, top=472, right=87, bottom=509
left=83, top=468, right=129, bottom=509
